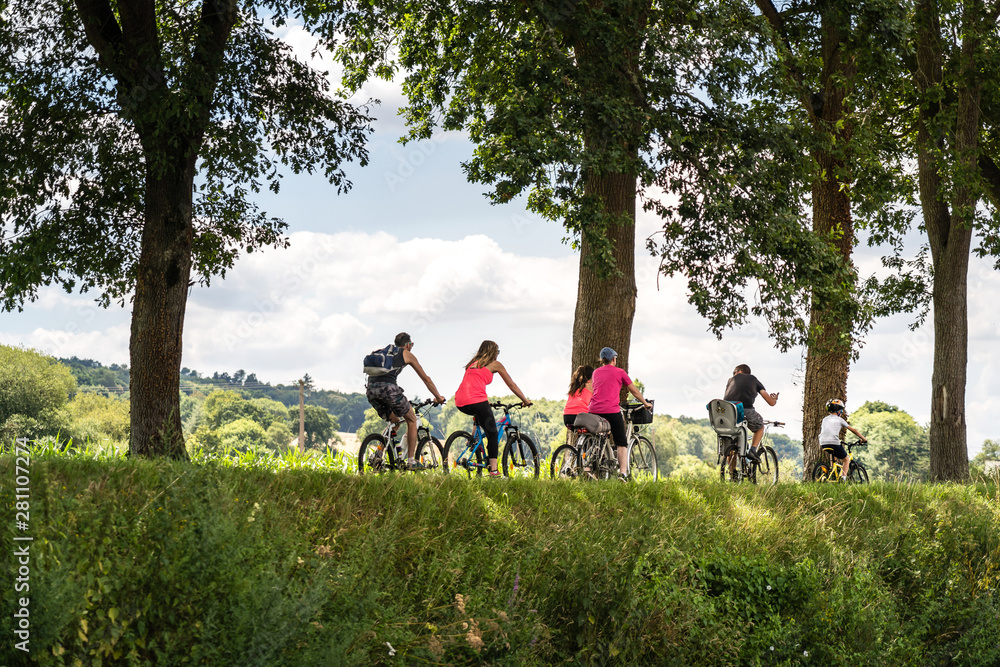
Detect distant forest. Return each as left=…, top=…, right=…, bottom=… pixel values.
left=58, top=357, right=370, bottom=432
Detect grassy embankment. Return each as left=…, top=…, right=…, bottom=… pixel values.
left=2, top=451, right=999, bottom=666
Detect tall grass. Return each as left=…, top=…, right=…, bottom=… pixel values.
left=2, top=446, right=999, bottom=666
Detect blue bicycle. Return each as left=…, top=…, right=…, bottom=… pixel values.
left=444, top=401, right=540, bottom=478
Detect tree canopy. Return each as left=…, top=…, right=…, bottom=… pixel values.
left=0, top=0, right=372, bottom=457
left=0, top=345, right=77, bottom=440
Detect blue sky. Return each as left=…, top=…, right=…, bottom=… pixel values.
left=1, top=21, right=998, bottom=455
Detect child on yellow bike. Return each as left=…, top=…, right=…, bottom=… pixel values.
left=820, top=399, right=867, bottom=480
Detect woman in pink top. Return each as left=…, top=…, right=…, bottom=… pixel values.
left=455, top=340, right=532, bottom=476
left=589, top=347, right=652, bottom=481
left=563, top=365, right=594, bottom=429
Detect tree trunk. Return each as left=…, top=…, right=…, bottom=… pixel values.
left=927, top=234, right=971, bottom=480
left=129, top=159, right=195, bottom=459
left=571, top=171, right=638, bottom=374
left=913, top=0, right=979, bottom=480
left=800, top=5, right=856, bottom=478
left=568, top=2, right=648, bottom=382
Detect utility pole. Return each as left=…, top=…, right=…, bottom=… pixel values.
left=298, top=378, right=305, bottom=453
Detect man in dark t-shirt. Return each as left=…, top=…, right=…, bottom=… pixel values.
left=723, top=364, right=779, bottom=458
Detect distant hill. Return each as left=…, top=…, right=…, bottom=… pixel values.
left=58, top=358, right=371, bottom=432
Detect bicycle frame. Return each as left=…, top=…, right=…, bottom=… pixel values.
left=455, top=403, right=521, bottom=470
left=369, top=400, right=437, bottom=471
left=813, top=440, right=867, bottom=483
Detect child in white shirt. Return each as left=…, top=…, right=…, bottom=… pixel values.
left=820, top=399, right=867, bottom=480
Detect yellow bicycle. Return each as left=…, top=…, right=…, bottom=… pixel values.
left=811, top=440, right=869, bottom=483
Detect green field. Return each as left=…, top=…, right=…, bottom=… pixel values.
left=3, top=451, right=999, bottom=666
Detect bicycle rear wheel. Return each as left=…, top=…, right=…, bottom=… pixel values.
left=445, top=431, right=483, bottom=478
left=358, top=434, right=390, bottom=474
left=502, top=434, right=539, bottom=478
left=847, top=461, right=869, bottom=484
left=719, top=444, right=741, bottom=482
left=550, top=444, right=581, bottom=479
left=627, top=435, right=658, bottom=481
left=811, top=460, right=836, bottom=482
left=755, top=446, right=779, bottom=485
left=416, top=436, right=446, bottom=473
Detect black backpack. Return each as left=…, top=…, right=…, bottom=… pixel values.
left=363, top=344, right=399, bottom=377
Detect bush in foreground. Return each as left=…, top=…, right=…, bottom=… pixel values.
left=1, top=452, right=999, bottom=665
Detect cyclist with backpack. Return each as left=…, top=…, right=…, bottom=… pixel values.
left=454, top=340, right=532, bottom=477
left=821, top=399, right=867, bottom=480
left=364, top=332, right=446, bottom=470
left=589, top=347, right=652, bottom=482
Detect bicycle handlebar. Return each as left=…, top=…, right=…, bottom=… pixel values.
left=764, top=420, right=785, bottom=427
left=413, top=398, right=439, bottom=410
left=489, top=400, right=529, bottom=410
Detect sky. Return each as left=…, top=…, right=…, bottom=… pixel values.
left=1, top=21, right=998, bottom=455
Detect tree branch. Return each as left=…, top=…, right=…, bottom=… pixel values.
left=979, top=155, right=1000, bottom=209
left=753, top=0, right=817, bottom=123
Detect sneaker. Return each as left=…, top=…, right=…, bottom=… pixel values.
left=745, top=448, right=761, bottom=464
left=617, top=472, right=631, bottom=483
left=407, top=461, right=429, bottom=471
left=488, top=469, right=502, bottom=478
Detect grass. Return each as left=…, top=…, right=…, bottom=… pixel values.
left=2, top=444, right=1000, bottom=666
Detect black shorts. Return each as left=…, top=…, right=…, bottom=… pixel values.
left=820, top=443, right=848, bottom=460
left=564, top=414, right=578, bottom=429
left=593, top=412, right=628, bottom=450
left=366, top=382, right=411, bottom=420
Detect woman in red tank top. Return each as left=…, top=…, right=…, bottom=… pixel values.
left=455, top=340, right=532, bottom=476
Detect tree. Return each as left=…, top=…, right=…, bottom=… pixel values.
left=864, top=0, right=1000, bottom=480
left=66, top=392, right=131, bottom=444
left=328, top=0, right=827, bottom=378
left=970, top=439, right=1000, bottom=476
left=0, top=345, right=77, bottom=441
left=0, top=0, right=372, bottom=458
left=288, top=404, right=338, bottom=449
left=901, top=0, right=1000, bottom=480
left=724, top=0, right=916, bottom=477
left=851, top=401, right=929, bottom=480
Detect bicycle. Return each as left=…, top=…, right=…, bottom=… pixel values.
left=445, top=401, right=539, bottom=478
left=708, top=398, right=780, bottom=485
left=549, top=402, right=657, bottom=481
left=811, top=439, right=869, bottom=483
left=357, top=399, right=445, bottom=474
left=622, top=402, right=658, bottom=480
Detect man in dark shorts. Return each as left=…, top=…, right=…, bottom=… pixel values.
left=366, top=332, right=446, bottom=469
left=723, top=364, right=779, bottom=461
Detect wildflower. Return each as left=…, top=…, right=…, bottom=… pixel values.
left=766, top=585, right=772, bottom=591
left=454, top=593, right=466, bottom=614
left=804, top=650, right=809, bottom=657
left=386, top=642, right=396, bottom=656
left=427, top=635, right=444, bottom=659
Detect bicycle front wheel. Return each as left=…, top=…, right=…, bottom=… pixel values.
left=550, top=444, right=582, bottom=479
left=756, top=446, right=779, bottom=485
left=627, top=435, right=658, bottom=481
left=359, top=434, right=390, bottom=474
left=502, top=434, right=539, bottom=478
left=847, top=462, right=869, bottom=484
left=445, top=431, right=482, bottom=478
left=811, top=460, right=836, bottom=482
left=416, top=436, right=446, bottom=473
